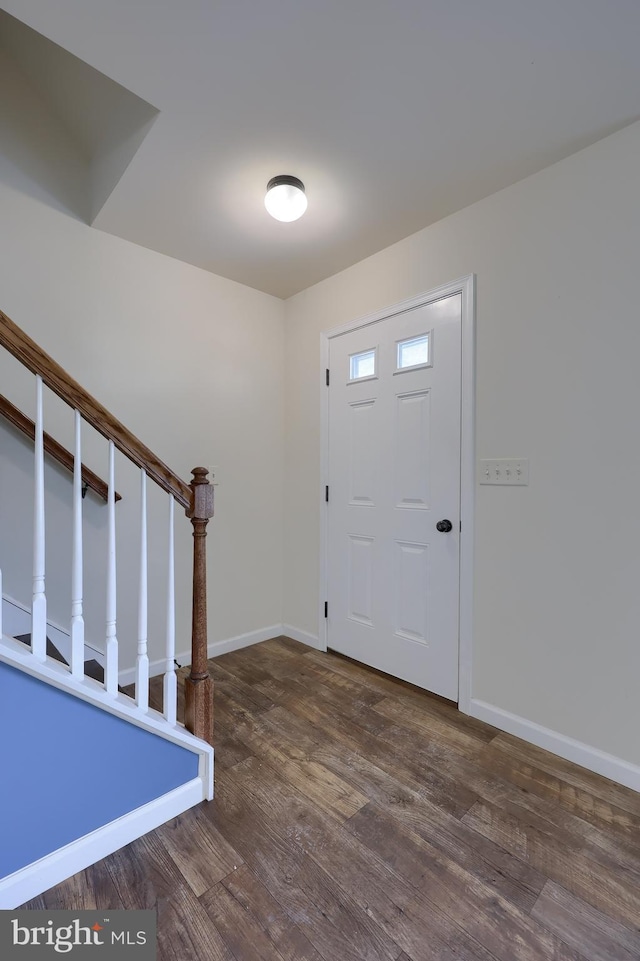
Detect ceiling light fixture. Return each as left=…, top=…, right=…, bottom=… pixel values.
left=264, top=175, right=307, bottom=222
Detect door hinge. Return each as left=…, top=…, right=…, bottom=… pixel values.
left=459, top=520, right=462, bottom=532
left=324, top=601, right=328, bottom=618
left=325, top=485, right=329, bottom=502
left=326, top=368, right=330, bottom=386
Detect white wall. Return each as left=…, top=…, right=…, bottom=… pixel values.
left=283, top=120, right=640, bottom=770
left=0, top=178, right=285, bottom=673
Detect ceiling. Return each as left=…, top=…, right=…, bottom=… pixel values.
left=1, top=1, right=639, bottom=299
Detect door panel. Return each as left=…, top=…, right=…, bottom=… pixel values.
left=327, top=293, right=461, bottom=700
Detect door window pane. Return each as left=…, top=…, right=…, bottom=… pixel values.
left=397, top=334, right=429, bottom=370
left=349, top=349, right=376, bottom=381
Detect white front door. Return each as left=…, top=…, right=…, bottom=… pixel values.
left=326, top=293, right=462, bottom=700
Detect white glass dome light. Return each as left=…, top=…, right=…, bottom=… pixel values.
left=265, top=175, right=308, bottom=222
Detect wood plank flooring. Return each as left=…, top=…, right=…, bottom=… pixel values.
left=22, top=637, right=640, bottom=960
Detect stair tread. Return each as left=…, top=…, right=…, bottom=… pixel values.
left=12, top=637, right=125, bottom=692
left=83, top=658, right=125, bottom=693
left=83, top=658, right=104, bottom=683
left=14, top=633, right=69, bottom=667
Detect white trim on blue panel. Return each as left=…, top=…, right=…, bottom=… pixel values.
left=0, top=633, right=213, bottom=791
left=0, top=628, right=214, bottom=907
left=0, top=779, right=205, bottom=909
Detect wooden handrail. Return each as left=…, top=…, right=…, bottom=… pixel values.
left=0, top=393, right=120, bottom=503
left=0, top=309, right=191, bottom=508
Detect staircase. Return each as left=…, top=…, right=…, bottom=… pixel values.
left=0, top=308, right=215, bottom=908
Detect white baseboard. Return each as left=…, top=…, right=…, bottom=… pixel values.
left=469, top=698, right=640, bottom=795
left=0, top=778, right=206, bottom=909
left=207, top=624, right=284, bottom=659
left=118, top=624, right=285, bottom=686
left=117, top=622, right=321, bottom=687
left=118, top=623, right=320, bottom=685
left=282, top=624, right=322, bottom=650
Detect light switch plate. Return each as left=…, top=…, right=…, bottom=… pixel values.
left=479, top=458, right=529, bottom=485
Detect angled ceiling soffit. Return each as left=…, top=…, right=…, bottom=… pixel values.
left=0, top=9, right=159, bottom=223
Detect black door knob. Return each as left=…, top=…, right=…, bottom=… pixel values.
left=436, top=519, right=453, bottom=533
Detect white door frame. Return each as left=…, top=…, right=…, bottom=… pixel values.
left=319, top=274, right=475, bottom=714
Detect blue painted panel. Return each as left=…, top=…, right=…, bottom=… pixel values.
left=0, top=662, right=200, bottom=877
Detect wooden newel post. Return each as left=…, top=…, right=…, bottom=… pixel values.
left=184, top=467, right=214, bottom=745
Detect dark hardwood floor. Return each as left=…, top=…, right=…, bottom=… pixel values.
left=23, top=637, right=640, bottom=960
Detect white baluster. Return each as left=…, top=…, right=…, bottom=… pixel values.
left=32, top=375, right=46, bottom=660
left=70, top=411, right=85, bottom=677
left=104, top=441, right=118, bottom=695
left=136, top=469, right=149, bottom=711
left=163, top=495, right=177, bottom=725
